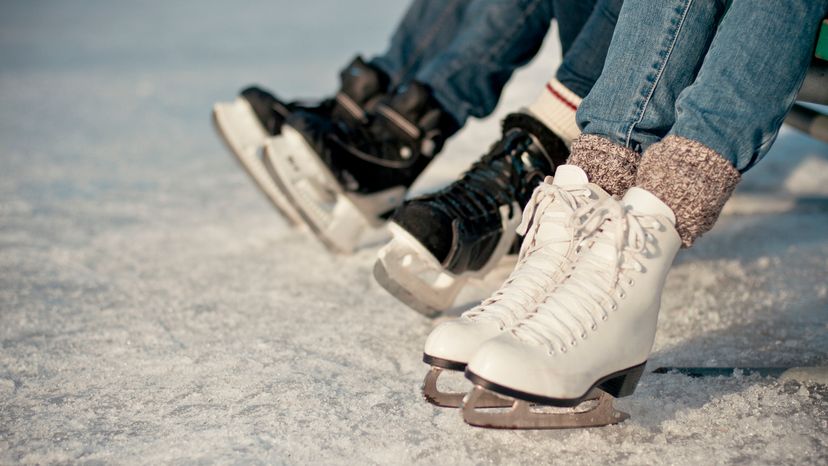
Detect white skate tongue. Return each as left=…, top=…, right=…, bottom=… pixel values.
left=517, top=164, right=588, bottom=234
left=472, top=168, right=592, bottom=324
left=581, top=188, right=676, bottom=261
left=551, top=164, right=589, bottom=187
left=622, top=187, right=676, bottom=225
left=529, top=165, right=589, bottom=242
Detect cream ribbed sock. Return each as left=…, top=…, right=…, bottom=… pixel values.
left=527, top=78, right=582, bottom=147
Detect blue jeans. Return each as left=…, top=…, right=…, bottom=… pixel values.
left=577, top=0, right=828, bottom=172
left=370, top=0, right=622, bottom=125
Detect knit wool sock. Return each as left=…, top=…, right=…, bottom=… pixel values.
left=568, top=134, right=640, bottom=197
left=527, top=78, right=582, bottom=147
left=636, top=135, right=741, bottom=247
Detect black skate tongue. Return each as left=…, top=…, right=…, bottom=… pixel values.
left=241, top=86, right=289, bottom=135
left=389, top=82, right=433, bottom=121
left=502, top=112, right=569, bottom=169
left=334, top=56, right=390, bottom=123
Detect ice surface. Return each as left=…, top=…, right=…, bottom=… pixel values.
left=1, top=1, right=826, bottom=464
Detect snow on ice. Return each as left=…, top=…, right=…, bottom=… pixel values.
left=0, top=1, right=826, bottom=464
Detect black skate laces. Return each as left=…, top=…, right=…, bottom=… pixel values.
left=421, top=129, right=549, bottom=223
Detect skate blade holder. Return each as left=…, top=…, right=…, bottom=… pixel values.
left=422, top=367, right=513, bottom=409
left=375, top=229, right=462, bottom=316
left=461, top=386, right=629, bottom=429
left=264, top=129, right=391, bottom=253
left=280, top=170, right=375, bottom=253
left=377, top=223, right=501, bottom=316
left=212, top=99, right=305, bottom=226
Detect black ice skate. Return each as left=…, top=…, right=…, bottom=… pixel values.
left=212, top=56, right=389, bottom=225
left=373, top=113, right=569, bottom=316
left=263, top=81, right=459, bottom=253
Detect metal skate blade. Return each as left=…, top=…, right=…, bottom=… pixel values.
left=461, top=386, right=629, bottom=429
left=422, top=367, right=512, bottom=408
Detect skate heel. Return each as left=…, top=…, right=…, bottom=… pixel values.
left=597, top=362, right=646, bottom=398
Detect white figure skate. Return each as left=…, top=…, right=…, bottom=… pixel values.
left=421, top=166, right=609, bottom=407
left=463, top=187, right=681, bottom=428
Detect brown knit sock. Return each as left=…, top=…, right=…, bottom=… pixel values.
left=636, top=135, right=741, bottom=247
left=568, top=134, right=640, bottom=196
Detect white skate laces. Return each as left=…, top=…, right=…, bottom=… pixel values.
left=511, top=196, right=666, bottom=355
left=460, top=179, right=598, bottom=330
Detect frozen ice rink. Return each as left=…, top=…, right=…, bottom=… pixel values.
left=1, top=1, right=826, bottom=464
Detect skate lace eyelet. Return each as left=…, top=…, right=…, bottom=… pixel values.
left=602, top=315, right=608, bottom=321
left=580, top=333, right=586, bottom=339
left=560, top=347, right=567, bottom=353
left=619, top=291, right=626, bottom=299
left=570, top=340, right=576, bottom=346
left=628, top=279, right=634, bottom=286
left=590, top=324, right=597, bottom=330
left=611, top=303, right=617, bottom=310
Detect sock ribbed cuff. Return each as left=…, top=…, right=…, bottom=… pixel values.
left=636, top=135, right=741, bottom=247
left=527, top=78, right=582, bottom=147
left=568, top=134, right=639, bottom=197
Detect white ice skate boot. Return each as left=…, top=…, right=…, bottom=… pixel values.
left=420, top=165, right=609, bottom=407
left=463, top=187, right=681, bottom=428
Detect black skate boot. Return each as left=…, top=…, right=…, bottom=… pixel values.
left=212, top=56, right=390, bottom=225
left=373, top=113, right=569, bottom=316
left=263, top=80, right=459, bottom=253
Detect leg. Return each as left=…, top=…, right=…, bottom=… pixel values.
left=372, top=2, right=627, bottom=312
left=576, top=0, right=725, bottom=151
left=554, top=0, right=600, bottom=55
left=554, top=0, right=623, bottom=99
left=414, top=0, right=557, bottom=125
left=530, top=0, right=623, bottom=146
left=668, top=0, right=828, bottom=172
left=569, top=0, right=726, bottom=199
left=637, top=0, right=828, bottom=247
left=370, top=0, right=474, bottom=88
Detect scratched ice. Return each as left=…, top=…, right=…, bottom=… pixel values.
left=0, top=1, right=826, bottom=464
